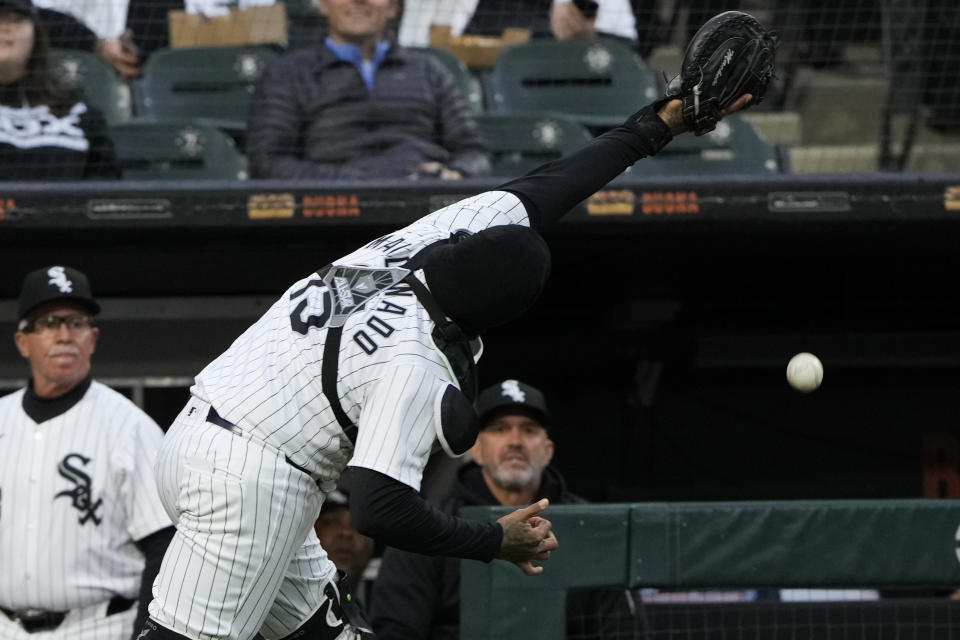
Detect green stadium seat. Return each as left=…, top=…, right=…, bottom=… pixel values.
left=643, top=114, right=782, bottom=175
left=475, top=113, right=593, bottom=176
left=135, top=46, right=278, bottom=135
left=109, top=119, right=247, bottom=180
left=419, top=46, right=484, bottom=114
left=50, top=49, right=132, bottom=125
left=487, top=38, right=659, bottom=129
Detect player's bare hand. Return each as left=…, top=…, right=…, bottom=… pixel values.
left=721, top=93, right=754, bottom=117
left=657, top=93, right=754, bottom=135
left=495, top=498, right=558, bottom=575
left=655, top=99, right=686, bottom=135
left=532, top=527, right=558, bottom=561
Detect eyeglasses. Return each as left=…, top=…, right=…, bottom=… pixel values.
left=18, top=314, right=95, bottom=333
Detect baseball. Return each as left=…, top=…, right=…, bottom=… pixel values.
left=786, top=352, right=823, bottom=392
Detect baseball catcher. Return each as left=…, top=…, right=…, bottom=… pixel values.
left=135, top=11, right=777, bottom=640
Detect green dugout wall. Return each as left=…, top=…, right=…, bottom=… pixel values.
left=460, top=500, right=960, bottom=639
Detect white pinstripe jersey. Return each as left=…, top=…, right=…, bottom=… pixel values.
left=192, top=190, right=530, bottom=492
left=0, top=381, right=172, bottom=611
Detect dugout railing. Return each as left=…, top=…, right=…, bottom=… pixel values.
left=459, top=500, right=960, bottom=639
left=3, top=175, right=960, bottom=509
left=1, top=173, right=960, bottom=228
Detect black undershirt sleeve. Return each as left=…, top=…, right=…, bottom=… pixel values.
left=497, top=103, right=673, bottom=231
left=132, top=526, right=175, bottom=640
left=349, top=466, right=503, bottom=562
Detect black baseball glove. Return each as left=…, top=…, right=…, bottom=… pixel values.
left=665, top=11, right=779, bottom=135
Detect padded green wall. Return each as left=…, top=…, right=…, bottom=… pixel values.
left=460, top=500, right=960, bottom=639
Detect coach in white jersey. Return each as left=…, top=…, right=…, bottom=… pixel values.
left=140, top=94, right=753, bottom=640
left=0, top=266, right=175, bottom=640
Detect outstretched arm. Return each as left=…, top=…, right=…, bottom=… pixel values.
left=500, top=96, right=752, bottom=231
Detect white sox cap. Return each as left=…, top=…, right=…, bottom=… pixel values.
left=475, top=379, right=550, bottom=429
left=322, top=490, right=350, bottom=510
left=18, top=265, right=101, bottom=319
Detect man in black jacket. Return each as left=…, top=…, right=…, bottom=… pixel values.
left=370, top=379, right=641, bottom=639
left=246, top=0, right=490, bottom=180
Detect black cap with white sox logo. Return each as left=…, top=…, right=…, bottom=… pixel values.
left=18, top=265, right=100, bottom=320
left=474, top=379, right=550, bottom=429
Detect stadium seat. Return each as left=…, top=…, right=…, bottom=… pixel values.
left=420, top=47, right=484, bottom=114
left=135, top=46, right=278, bottom=135
left=50, top=49, right=132, bottom=125
left=487, top=38, right=659, bottom=129
left=109, top=119, right=247, bottom=180
left=475, top=113, right=593, bottom=176
left=642, top=114, right=782, bottom=175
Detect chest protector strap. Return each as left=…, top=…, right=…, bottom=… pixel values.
left=322, top=324, right=357, bottom=444
left=317, top=264, right=478, bottom=446
left=400, top=272, right=478, bottom=401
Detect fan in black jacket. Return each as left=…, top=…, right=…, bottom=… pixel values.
left=0, top=0, right=119, bottom=180
left=369, top=380, right=642, bottom=640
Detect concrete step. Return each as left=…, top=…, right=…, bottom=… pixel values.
left=742, top=111, right=802, bottom=145
left=789, top=145, right=878, bottom=173
left=785, top=67, right=890, bottom=145
left=789, top=142, right=960, bottom=173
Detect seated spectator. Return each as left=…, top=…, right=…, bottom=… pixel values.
left=399, top=0, right=662, bottom=57
left=313, top=489, right=376, bottom=607
left=370, top=379, right=640, bottom=639
left=0, top=0, right=120, bottom=180
left=246, top=0, right=491, bottom=180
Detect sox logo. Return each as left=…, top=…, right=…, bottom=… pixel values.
left=55, top=452, right=104, bottom=525
left=501, top=380, right=526, bottom=403
left=47, top=265, right=73, bottom=293
left=0, top=378, right=171, bottom=635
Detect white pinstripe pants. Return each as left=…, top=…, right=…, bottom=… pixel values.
left=149, top=398, right=337, bottom=640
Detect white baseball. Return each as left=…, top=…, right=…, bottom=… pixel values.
left=786, top=352, right=823, bottom=392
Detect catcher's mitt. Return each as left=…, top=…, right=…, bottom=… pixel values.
left=665, top=11, right=779, bottom=136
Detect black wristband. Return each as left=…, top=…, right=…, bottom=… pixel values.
left=622, top=101, right=675, bottom=155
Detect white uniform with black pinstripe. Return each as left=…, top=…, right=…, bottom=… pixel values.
left=149, top=191, right=530, bottom=640
left=0, top=382, right=171, bottom=640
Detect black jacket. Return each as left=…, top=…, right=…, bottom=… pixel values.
left=369, top=462, right=640, bottom=639
left=246, top=43, right=491, bottom=180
